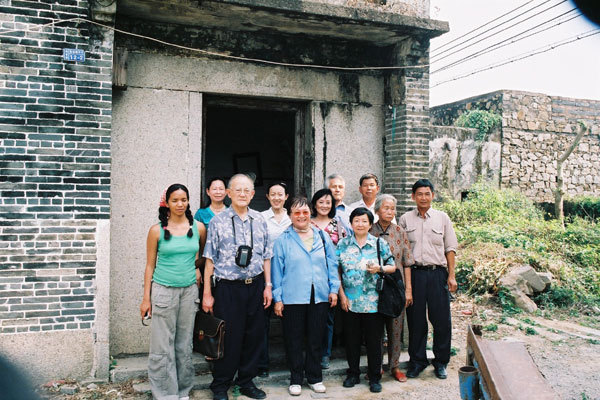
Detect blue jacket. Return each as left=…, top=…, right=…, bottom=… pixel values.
left=272, top=226, right=341, bottom=305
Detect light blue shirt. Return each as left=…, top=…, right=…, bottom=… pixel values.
left=272, top=226, right=340, bottom=305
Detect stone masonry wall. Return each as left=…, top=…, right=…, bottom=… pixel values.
left=430, top=90, right=600, bottom=202
left=0, top=0, right=113, bottom=341
left=501, top=91, right=600, bottom=201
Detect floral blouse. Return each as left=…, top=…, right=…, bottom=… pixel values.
left=336, top=233, right=395, bottom=313
left=311, top=217, right=347, bottom=246
left=369, top=222, right=414, bottom=282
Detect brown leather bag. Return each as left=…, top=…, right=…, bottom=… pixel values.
left=193, top=311, right=225, bottom=360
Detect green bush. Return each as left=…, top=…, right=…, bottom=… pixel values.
left=539, top=196, right=600, bottom=220
left=437, top=184, right=600, bottom=309
left=454, top=109, right=502, bottom=141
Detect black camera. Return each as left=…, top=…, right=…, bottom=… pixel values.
left=235, top=245, right=253, bottom=268
left=376, top=277, right=384, bottom=292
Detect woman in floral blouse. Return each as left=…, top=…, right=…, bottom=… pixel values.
left=337, top=207, right=395, bottom=394
left=370, top=194, right=414, bottom=383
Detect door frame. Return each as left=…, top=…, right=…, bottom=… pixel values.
left=201, top=95, right=313, bottom=198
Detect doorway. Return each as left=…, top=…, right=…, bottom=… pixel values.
left=202, top=96, right=311, bottom=211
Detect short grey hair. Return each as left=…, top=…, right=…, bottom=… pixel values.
left=325, top=173, right=345, bottom=188
left=374, top=194, right=397, bottom=212
left=228, top=173, right=254, bottom=189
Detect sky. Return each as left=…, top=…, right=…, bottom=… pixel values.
left=428, top=0, right=600, bottom=106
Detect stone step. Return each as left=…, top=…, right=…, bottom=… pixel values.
left=131, top=351, right=431, bottom=394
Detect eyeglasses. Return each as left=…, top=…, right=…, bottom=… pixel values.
left=292, top=210, right=310, bottom=217
left=233, top=188, right=252, bottom=195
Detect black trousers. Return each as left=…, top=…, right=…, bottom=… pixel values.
left=210, top=275, right=265, bottom=394
left=406, top=267, right=452, bottom=368
left=281, top=288, right=329, bottom=385
left=343, top=311, right=384, bottom=383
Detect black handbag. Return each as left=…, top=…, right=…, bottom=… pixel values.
left=375, top=238, right=406, bottom=318
left=193, top=311, right=225, bottom=360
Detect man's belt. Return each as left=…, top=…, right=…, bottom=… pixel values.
left=412, top=265, right=445, bottom=270
left=217, top=272, right=264, bottom=285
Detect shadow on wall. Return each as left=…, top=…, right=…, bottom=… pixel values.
left=429, top=125, right=501, bottom=200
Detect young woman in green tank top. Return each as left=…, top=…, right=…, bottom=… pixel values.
left=140, top=184, right=207, bottom=400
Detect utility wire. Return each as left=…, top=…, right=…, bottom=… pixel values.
left=431, top=9, right=581, bottom=74
left=0, top=17, right=429, bottom=72
left=432, top=0, right=536, bottom=53
left=432, top=3, right=573, bottom=64
left=431, top=0, right=565, bottom=60
left=431, top=29, right=600, bottom=88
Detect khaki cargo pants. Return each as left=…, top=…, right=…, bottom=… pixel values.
left=149, top=282, right=198, bottom=400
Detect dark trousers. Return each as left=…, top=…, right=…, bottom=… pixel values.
left=257, top=305, right=272, bottom=372
left=210, top=275, right=265, bottom=394
left=343, top=311, right=384, bottom=383
left=406, top=267, right=452, bottom=368
left=281, top=288, right=329, bottom=385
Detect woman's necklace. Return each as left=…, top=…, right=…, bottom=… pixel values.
left=294, top=227, right=310, bottom=233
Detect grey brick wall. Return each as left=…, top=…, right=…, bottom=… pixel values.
left=0, top=0, right=113, bottom=333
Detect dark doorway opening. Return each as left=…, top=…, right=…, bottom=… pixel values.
left=203, top=97, right=311, bottom=211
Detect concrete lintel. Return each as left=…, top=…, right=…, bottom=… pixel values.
left=117, top=0, right=449, bottom=44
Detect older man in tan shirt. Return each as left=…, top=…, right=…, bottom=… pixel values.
left=399, top=179, right=458, bottom=380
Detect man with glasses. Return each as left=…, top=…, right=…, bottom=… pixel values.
left=202, top=174, right=273, bottom=400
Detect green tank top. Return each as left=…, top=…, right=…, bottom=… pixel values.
left=152, top=222, right=199, bottom=287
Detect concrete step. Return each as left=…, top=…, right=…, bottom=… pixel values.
left=131, top=352, right=431, bottom=394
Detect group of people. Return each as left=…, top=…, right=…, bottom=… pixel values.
left=140, top=173, right=458, bottom=400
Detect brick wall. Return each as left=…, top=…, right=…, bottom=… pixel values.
left=383, top=37, right=431, bottom=213
left=0, top=1, right=113, bottom=334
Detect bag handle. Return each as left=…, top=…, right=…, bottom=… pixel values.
left=318, top=229, right=328, bottom=270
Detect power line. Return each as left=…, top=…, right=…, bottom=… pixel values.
left=431, top=0, right=565, bottom=60
left=431, top=29, right=600, bottom=88
left=431, top=9, right=581, bottom=74
left=0, top=17, right=429, bottom=71
left=432, top=0, right=536, bottom=53
left=432, top=2, right=572, bottom=64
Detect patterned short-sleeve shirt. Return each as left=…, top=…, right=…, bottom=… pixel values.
left=203, top=207, right=272, bottom=280
left=370, top=222, right=415, bottom=282
left=336, top=233, right=395, bottom=313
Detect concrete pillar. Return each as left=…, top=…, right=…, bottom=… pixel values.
left=383, top=38, right=431, bottom=214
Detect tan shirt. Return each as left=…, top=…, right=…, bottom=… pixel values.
left=398, top=208, right=458, bottom=267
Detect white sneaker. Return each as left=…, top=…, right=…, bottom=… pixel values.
left=179, top=397, right=190, bottom=400
left=308, top=382, right=326, bottom=393
left=288, top=384, right=302, bottom=396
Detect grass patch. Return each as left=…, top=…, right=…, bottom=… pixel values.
left=437, top=184, right=600, bottom=310
left=483, top=323, right=498, bottom=332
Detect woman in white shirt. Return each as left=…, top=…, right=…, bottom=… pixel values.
left=257, top=182, right=291, bottom=377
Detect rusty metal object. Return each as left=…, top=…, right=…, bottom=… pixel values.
left=466, top=325, right=559, bottom=400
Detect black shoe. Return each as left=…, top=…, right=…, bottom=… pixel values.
left=434, top=365, right=447, bottom=379
left=369, top=382, right=382, bottom=393
left=343, top=375, right=360, bottom=388
left=257, top=369, right=269, bottom=378
left=406, top=365, right=426, bottom=378
left=213, top=393, right=228, bottom=400
left=239, top=386, right=267, bottom=399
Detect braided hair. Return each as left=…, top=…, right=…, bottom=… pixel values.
left=158, top=183, right=194, bottom=240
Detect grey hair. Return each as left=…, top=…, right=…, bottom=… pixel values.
left=374, top=194, right=397, bottom=212
left=325, top=173, right=345, bottom=188
left=228, top=173, right=254, bottom=189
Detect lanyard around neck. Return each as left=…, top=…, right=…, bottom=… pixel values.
left=232, top=216, right=253, bottom=247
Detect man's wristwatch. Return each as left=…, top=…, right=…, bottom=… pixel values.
left=265, top=282, right=273, bottom=287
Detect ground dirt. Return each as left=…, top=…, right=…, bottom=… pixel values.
left=39, top=296, right=600, bottom=400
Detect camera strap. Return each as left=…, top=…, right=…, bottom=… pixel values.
left=231, top=216, right=254, bottom=248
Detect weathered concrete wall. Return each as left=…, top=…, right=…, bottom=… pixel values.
left=429, top=126, right=501, bottom=200
left=430, top=90, right=600, bottom=202
left=111, top=51, right=385, bottom=355
left=309, top=0, right=429, bottom=18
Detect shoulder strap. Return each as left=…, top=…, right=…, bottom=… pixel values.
left=376, top=237, right=382, bottom=266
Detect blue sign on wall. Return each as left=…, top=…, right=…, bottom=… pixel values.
left=63, top=48, right=85, bottom=62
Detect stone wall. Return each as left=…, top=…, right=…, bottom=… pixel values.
left=309, top=0, right=430, bottom=18
left=502, top=92, right=600, bottom=201
left=0, top=0, right=113, bottom=382
left=429, top=125, right=501, bottom=200
left=430, top=90, right=600, bottom=202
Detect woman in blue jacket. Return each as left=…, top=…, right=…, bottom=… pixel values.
left=272, top=196, right=340, bottom=396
